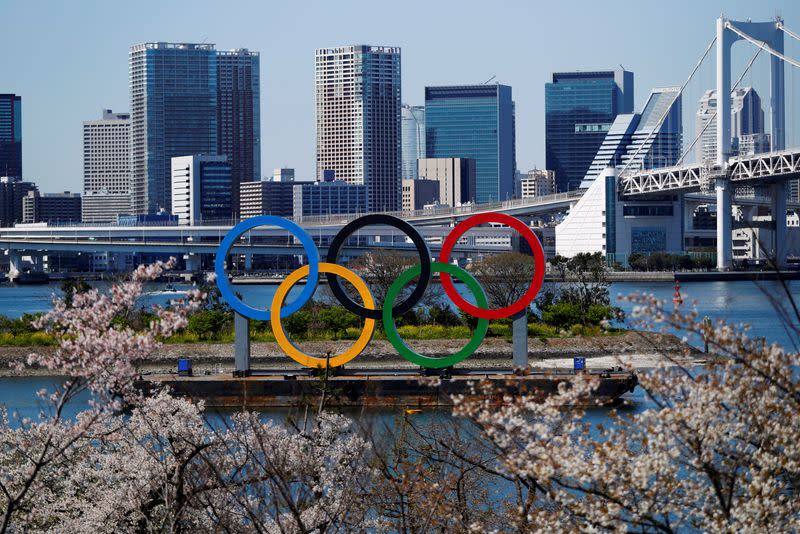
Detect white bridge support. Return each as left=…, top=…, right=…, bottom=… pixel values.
left=7, top=250, right=21, bottom=279
left=773, top=181, right=788, bottom=268
left=715, top=16, right=785, bottom=270
left=715, top=178, right=733, bottom=270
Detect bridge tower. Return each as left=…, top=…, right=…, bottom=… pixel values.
left=717, top=16, right=786, bottom=269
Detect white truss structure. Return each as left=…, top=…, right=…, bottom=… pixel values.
left=620, top=148, right=800, bottom=197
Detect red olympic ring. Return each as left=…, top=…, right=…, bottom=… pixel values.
left=438, top=213, right=546, bottom=320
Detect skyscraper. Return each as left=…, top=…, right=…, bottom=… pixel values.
left=580, top=87, right=682, bottom=187
left=315, top=45, right=401, bottom=212
left=217, top=49, right=260, bottom=218
left=130, top=42, right=218, bottom=215
left=425, top=85, right=516, bottom=203
left=697, top=87, right=765, bottom=164
left=545, top=70, right=634, bottom=192
left=0, top=176, right=36, bottom=227
left=401, top=104, right=425, bottom=180
left=82, top=109, right=131, bottom=223
left=0, top=94, right=22, bottom=178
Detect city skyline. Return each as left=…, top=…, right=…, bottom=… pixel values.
left=1, top=0, right=799, bottom=193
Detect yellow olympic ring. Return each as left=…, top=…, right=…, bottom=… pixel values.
left=270, top=262, right=376, bottom=368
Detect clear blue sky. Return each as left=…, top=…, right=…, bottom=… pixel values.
left=1, top=0, right=798, bottom=193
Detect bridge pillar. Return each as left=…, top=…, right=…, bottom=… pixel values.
left=716, top=177, right=733, bottom=270
left=234, top=312, right=251, bottom=376
left=185, top=253, right=201, bottom=273
left=772, top=181, right=788, bottom=269
left=7, top=250, right=21, bottom=279
left=716, top=16, right=733, bottom=167
left=512, top=310, right=528, bottom=368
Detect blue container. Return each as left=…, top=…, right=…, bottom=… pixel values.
left=177, top=358, right=193, bottom=376
left=573, top=357, right=586, bottom=371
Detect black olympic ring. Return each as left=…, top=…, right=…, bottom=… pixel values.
left=326, top=214, right=432, bottom=320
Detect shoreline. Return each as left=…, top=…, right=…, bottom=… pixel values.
left=0, top=331, right=704, bottom=377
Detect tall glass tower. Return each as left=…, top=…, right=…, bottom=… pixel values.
left=129, top=42, right=218, bottom=214
left=217, top=49, right=260, bottom=218
left=401, top=105, right=425, bottom=180
left=0, top=94, right=22, bottom=178
left=315, top=45, right=401, bottom=212
left=425, top=85, right=516, bottom=203
left=545, top=70, right=634, bottom=192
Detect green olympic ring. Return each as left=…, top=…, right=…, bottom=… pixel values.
left=382, top=261, right=490, bottom=368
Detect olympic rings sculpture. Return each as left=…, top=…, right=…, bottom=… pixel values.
left=214, top=213, right=546, bottom=369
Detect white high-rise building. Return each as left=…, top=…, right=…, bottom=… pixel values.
left=171, top=155, right=232, bottom=225
left=315, top=45, right=401, bottom=212
left=82, top=109, right=131, bottom=223
left=696, top=87, right=765, bottom=165
left=401, top=104, right=425, bottom=180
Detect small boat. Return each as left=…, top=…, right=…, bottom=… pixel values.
left=404, top=408, right=422, bottom=415
left=164, top=283, right=177, bottom=292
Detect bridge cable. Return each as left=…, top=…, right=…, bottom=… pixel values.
left=618, top=36, right=717, bottom=178
left=726, top=22, right=800, bottom=70
left=777, top=22, right=800, bottom=46
left=676, top=46, right=763, bottom=166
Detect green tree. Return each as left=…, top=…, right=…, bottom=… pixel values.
left=284, top=310, right=312, bottom=339
left=187, top=309, right=229, bottom=340
left=318, top=306, right=359, bottom=339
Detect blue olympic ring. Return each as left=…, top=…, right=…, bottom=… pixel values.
left=214, top=216, right=320, bottom=320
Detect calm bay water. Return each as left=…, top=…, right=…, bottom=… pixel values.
left=0, top=278, right=797, bottom=418
left=1, top=279, right=798, bottom=348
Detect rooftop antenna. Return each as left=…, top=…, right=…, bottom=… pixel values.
left=619, top=64, right=626, bottom=71
left=482, top=75, right=496, bottom=84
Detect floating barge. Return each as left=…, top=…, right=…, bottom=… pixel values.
left=137, top=368, right=638, bottom=408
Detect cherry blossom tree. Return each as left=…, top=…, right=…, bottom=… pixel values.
left=451, top=293, right=800, bottom=532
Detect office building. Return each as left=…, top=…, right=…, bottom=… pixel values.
left=239, top=180, right=295, bottom=219
left=21, top=191, right=81, bottom=224
left=82, top=109, right=131, bottom=223
left=557, top=88, right=684, bottom=259
left=401, top=178, right=439, bottom=211
left=739, top=133, right=771, bottom=156
left=272, top=168, right=295, bottom=182
left=516, top=169, right=556, bottom=199
left=171, top=155, right=232, bottom=225
left=545, top=70, right=634, bottom=192
left=417, top=157, right=476, bottom=208
left=130, top=42, right=218, bottom=215
left=580, top=85, right=682, bottom=188
left=293, top=179, right=367, bottom=220
left=0, top=94, right=22, bottom=178
left=315, top=45, right=401, bottom=212
left=217, top=48, right=260, bottom=217
left=401, top=104, right=425, bottom=180
left=0, top=176, right=37, bottom=227
left=82, top=192, right=132, bottom=224
left=697, top=87, right=765, bottom=164
left=620, top=87, right=682, bottom=171
left=425, top=85, right=515, bottom=203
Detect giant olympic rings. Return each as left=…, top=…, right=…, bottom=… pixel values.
left=215, top=216, right=320, bottom=321
left=326, top=214, right=431, bottom=320
left=214, top=212, right=546, bottom=369
left=271, top=263, right=376, bottom=368
left=438, top=213, right=546, bottom=320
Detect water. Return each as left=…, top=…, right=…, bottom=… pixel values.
left=3, top=279, right=798, bottom=349
left=0, top=279, right=797, bottom=419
